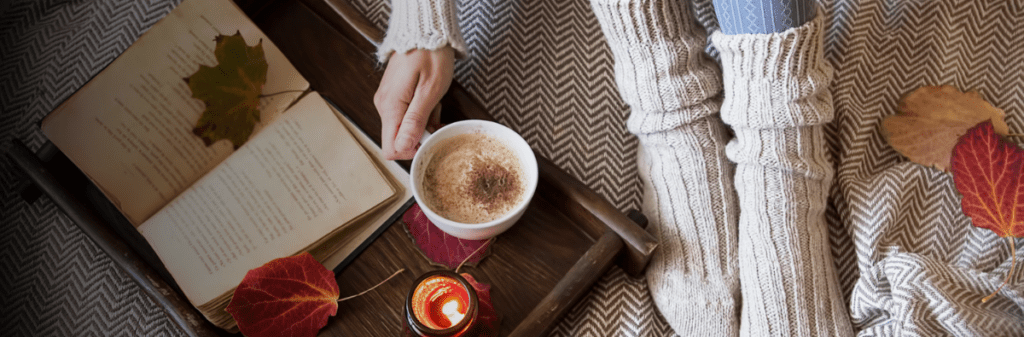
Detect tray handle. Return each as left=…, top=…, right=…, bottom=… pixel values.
left=509, top=231, right=623, bottom=337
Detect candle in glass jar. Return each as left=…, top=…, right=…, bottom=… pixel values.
left=406, top=270, right=479, bottom=336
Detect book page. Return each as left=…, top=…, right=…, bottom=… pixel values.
left=139, top=93, right=395, bottom=305
left=40, top=0, right=308, bottom=226
left=316, top=103, right=413, bottom=269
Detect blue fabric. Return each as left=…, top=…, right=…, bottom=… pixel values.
left=712, top=0, right=814, bottom=34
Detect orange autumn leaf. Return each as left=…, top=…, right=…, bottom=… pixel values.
left=883, top=85, right=1009, bottom=171
left=950, top=121, right=1022, bottom=302
left=226, top=252, right=338, bottom=337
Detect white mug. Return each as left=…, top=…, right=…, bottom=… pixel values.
left=410, top=120, right=538, bottom=240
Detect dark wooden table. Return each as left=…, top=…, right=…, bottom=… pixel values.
left=5, top=1, right=658, bottom=336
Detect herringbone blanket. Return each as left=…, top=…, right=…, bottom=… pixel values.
left=1, top=0, right=1022, bottom=336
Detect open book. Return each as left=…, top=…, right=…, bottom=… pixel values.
left=39, top=0, right=407, bottom=330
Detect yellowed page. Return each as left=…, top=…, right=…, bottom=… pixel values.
left=40, top=0, right=307, bottom=226
left=318, top=104, right=413, bottom=269
left=138, top=93, right=395, bottom=305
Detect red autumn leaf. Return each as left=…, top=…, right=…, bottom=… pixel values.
left=951, top=121, right=1024, bottom=238
left=226, top=252, right=339, bottom=337
left=404, top=203, right=493, bottom=269
left=950, top=120, right=1022, bottom=302
left=462, top=273, right=500, bottom=336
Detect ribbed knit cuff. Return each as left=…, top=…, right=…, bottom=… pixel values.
left=377, top=0, right=467, bottom=63
left=712, top=12, right=833, bottom=129
left=591, top=0, right=722, bottom=134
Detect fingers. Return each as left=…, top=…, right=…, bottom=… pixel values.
left=393, top=78, right=445, bottom=158
left=374, top=64, right=417, bottom=160
left=377, top=100, right=406, bottom=160
left=374, top=47, right=455, bottom=160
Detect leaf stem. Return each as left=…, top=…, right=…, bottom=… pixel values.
left=982, top=238, right=1016, bottom=303
left=455, top=237, right=494, bottom=274
left=259, top=89, right=308, bottom=98
left=338, top=268, right=406, bottom=303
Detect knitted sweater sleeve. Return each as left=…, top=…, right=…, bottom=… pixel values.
left=377, top=0, right=467, bottom=63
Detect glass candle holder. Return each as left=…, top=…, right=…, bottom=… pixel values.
left=406, top=270, right=479, bottom=336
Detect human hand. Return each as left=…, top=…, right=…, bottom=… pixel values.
left=374, top=47, right=455, bottom=160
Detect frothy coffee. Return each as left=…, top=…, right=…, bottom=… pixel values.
left=421, top=133, right=525, bottom=224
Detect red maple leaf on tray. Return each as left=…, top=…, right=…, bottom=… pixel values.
left=950, top=121, right=1023, bottom=302
left=404, top=203, right=493, bottom=269
left=226, top=253, right=338, bottom=337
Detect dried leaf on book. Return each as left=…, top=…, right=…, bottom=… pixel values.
left=882, top=85, right=1009, bottom=171
left=187, top=31, right=268, bottom=149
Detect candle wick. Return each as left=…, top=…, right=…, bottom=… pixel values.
left=455, top=237, right=495, bottom=274
left=338, top=268, right=406, bottom=303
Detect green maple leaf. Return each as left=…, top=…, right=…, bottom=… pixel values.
left=187, top=31, right=268, bottom=149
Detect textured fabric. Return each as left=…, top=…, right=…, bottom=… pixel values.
left=0, top=1, right=187, bottom=336
left=713, top=0, right=815, bottom=34
left=377, top=0, right=466, bottom=62
left=822, top=1, right=1024, bottom=335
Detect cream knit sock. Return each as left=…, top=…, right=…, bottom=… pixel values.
left=713, top=14, right=854, bottom=337
left=591, top=0, right=741, bottom=335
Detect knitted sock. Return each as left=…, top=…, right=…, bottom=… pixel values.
left=591, top=0, right=741, bottom=335
left=712, top=14, right=854, bottom=337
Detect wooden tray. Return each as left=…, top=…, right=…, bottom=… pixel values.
left=5, top=1, right=657, bottom=336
